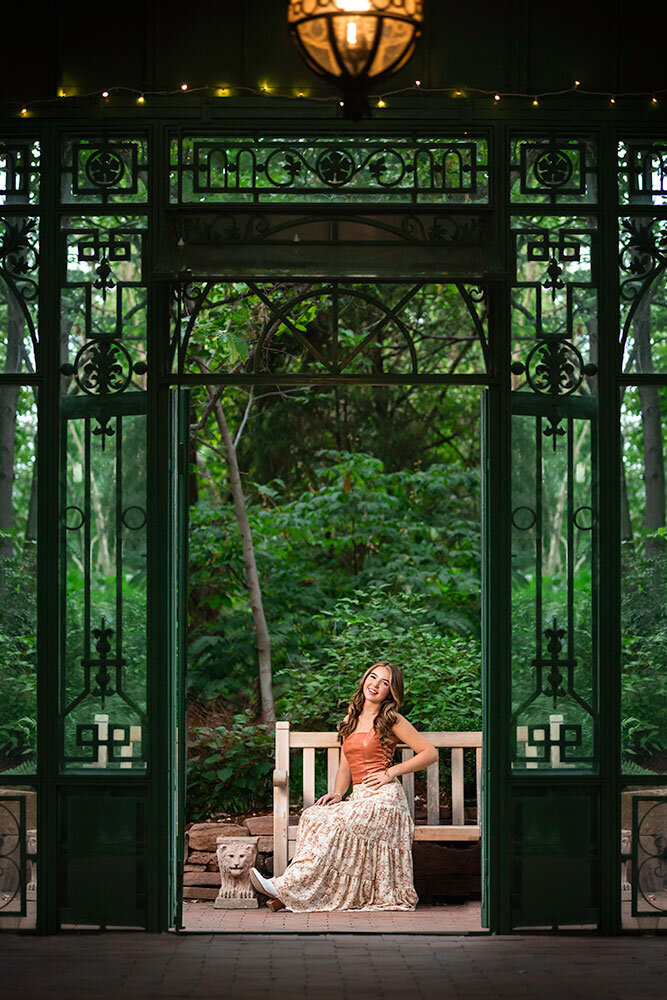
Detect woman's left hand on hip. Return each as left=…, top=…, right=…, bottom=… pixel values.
left=362, top=770, right=392, bottom=790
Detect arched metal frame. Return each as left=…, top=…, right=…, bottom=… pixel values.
left=0, top=109, right=664, bottom=934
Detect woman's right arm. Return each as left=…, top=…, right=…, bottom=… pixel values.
left=315, top=750, right=351, bottom=806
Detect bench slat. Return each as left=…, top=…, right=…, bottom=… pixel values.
left=401, top=749, right=415, bottom=820
left=303, top=747, right=315, bottom=808
left=426, top=755, right=440, bottom=825
left=451, top=746, right=464, bottom=826
left=413, top=825, right=480, bottom=841
left=289, top=732, right=482, bottom=749
left=288, top=825, right=481, bottom=842
left=327, top=747, right=339, bottom=794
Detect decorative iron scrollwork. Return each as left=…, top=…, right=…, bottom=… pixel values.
left=174, top=136, right=489, bottom=204
left=515, top=721, right=583, bottom=764
left=85, top=149, right=125, bottom=188
left=0, top=796, right=26, bottom=916
left=533, top=149, right=574, bottom=187
left=632, top=797, right=667, bottom=917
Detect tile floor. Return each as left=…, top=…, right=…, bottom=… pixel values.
left=1, top=931, right=667, bottom=999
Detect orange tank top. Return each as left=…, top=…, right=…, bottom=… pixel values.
left=342, top=727, right=396, bottom=785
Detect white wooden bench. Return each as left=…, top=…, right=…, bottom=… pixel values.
left=272, top=721, right=483, bottom=876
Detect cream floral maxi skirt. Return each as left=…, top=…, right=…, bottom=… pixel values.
left=271, top=778, right=418, bottom=911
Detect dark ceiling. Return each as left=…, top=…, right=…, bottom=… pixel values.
left=2, top=1, right=666, bottom=115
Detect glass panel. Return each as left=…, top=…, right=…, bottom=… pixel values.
left=618, top=141, right=667, bottom=206
left=620, top=790, right=667, bottom=929
left=60, top=215, right=147, bottom=388
left=60, top=404, right=147, bottom=772
left=169, top=134, right=489, bottom=204
left=621, top=386, right=667, bottom=772
left=511, top=215, right=598, bottom=365
left=0, top=139, right=40, bottom=205
left=171, top=281, right=489, bottom=377
left=510, top=137, right=597, bottom=205
left=619, top=217, right=667, bottom=374
left=0, top=386, right=37, bottom=774
left=0, top=787, right=37, bottom=928
left=61, top=136, right=148, bottom=205
left=510, top=213, right=599, bottom=772
left=58, top=786, right=147, bottom=929
left=511, top=403, right=598, bottom=770
left=511, top=787, right=599, bottom=928
left=0, top=214, right=39, bottom=373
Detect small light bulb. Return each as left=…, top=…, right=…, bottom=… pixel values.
left=494, top=93, right=501, bottom=101
left=137, top=94, right=145, bottom=104
left=339, top=100, right=345, bottom=107
left=377, top=99, right=386, bottom=108
left=180, top=83, right=188, bottom=91
left=574, top=80, right=581, bottom=87
left=217, top=87, right=227, bottom=96
left=20, top=107, right=28, bottom=116
left=59, top=90, right=66, bottom=98
left=455, top=90, right=462, bottom=97
left=297, top=91, right=304, bottom=98
left=414, top=79, right=421, bottom=87
left=102, top=90, right=109, bottom=98
left=652, top=96, right=658, bottom=104
left=610, top=96, right=616, bottom=104
left=532, top=98, right=539, bottom=106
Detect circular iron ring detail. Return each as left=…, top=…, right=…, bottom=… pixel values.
left=315, top=148, right=355, bottom=186
left=512, top=505, right=537, bottom=531
left=524, top=339, right=586, bottom=397
left=573, top=505, right=596, bottom=531
left=85, top=149, right=125, bottom=188
left=62, top=505, right=86, bottom=531
left=533, top=149, right=573, bottom=188
left=70, top=339, right=133, bottom=396
left=121, top=505, right=147, bottom=531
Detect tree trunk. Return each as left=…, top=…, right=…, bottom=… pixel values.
left=208, top=389, right=275, bottom=722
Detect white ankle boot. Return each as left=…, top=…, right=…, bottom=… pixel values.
left=250, top=866, right=278, bottom=898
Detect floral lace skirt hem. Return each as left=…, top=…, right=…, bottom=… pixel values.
left=271, top=779, right=418, bottom=912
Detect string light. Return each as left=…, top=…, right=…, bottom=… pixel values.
left=11, top=80, right=667, bottom=118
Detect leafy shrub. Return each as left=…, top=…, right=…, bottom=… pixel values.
left=186, top=706, right=274, bottom=820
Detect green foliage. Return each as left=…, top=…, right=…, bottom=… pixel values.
left=276, top=590, right=481, bottom=734
left=186, top=711, right=274, bottom=820
left=0, top=546, right=37, bottom=770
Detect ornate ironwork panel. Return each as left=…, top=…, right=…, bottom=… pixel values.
left=0, top=215, right=39, bottom=372
left=619, top=141, right=667, bottom=206
left=510, top=209, right=599, bottom=770
left=0, top=138, right=40, bottom=206
left=169, top=134, right=489, bottom=205
left=630, top=796, right=667, bottom=919
left=60, top=136, right=148, bottom=206
left=619, top=217, right=667, bottom=374
left=171, top=279, right=489, bottom=377
left=510, top=137, right=597, bottom=205
left=58, top=145, right=149, bottom=771
left=0, top=792, right=37, bottom=922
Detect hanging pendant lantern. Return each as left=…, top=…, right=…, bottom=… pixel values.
left=287, top=1, right=424, bottom=120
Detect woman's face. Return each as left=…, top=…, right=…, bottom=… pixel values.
left=363, top=665, right=392, bottom=707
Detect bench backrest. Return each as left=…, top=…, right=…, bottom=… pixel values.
left=272, top=721, right=482, bottom=875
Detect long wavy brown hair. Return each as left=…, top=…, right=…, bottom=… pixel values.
left=337, top=661, right=405, bottom=747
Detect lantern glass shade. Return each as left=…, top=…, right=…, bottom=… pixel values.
left=287, top=1, right=423, bottom=84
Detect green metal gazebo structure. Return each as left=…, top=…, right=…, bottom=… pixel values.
left=0, top=1, right=666, bottom=934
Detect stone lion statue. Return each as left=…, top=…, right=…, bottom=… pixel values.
left=216, top=836, right=259, bottom=901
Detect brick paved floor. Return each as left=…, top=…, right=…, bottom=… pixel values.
left=1, top=931, right=667, bottom=999
left=182, top=899, right=482, bottom=932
